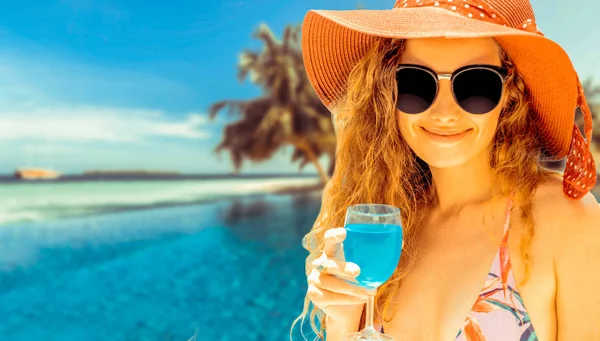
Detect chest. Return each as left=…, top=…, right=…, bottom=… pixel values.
left=381, top=210, right=556, bottom=341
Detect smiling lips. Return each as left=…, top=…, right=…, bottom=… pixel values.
left=420, top=126, right=472, bottom=143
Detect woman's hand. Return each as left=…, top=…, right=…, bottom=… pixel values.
left=306, top=228, right=371, bottom=324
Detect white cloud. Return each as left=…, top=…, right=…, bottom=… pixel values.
left=0, top=33, right=216, bottom=144
left=0, top=107, right=209, bottom=143
left=0, top=30, right=306, bottom=174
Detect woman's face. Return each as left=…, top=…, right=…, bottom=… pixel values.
left=397, top=37, right=507, bottom=169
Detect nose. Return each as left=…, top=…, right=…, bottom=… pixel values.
left=427, top=79, right=462, bottom=123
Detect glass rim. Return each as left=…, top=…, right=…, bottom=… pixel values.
left=347, top=203, right=401, bottom=217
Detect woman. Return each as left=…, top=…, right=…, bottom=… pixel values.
left=292, top=0, right=600, bottom=340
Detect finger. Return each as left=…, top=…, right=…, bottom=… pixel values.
left=311, top=257, right=360, bottom=278
left=323, top=228, right=346, bottom=258
left=308, top=271, right=369, bottom=298
left=307, top=286, right=368, bottom=308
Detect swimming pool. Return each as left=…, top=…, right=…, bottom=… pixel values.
left=0, top=191, right=322, bottom=340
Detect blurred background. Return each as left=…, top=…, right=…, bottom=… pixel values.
left=0, top=0, right=598, bottom=340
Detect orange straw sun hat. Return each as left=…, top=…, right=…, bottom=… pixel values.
left=301, top=0, right=597, bottom=200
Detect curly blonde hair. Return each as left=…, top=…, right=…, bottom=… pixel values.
left=291, top=37, right=557, bottom=340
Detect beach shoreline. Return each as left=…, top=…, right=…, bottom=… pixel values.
left=274, top=182, right=324, bottom=194
left=70, top=182, right=325, bottom=221
left=0, top=181, right=325, bottom=226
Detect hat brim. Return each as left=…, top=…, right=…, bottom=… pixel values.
left=302, top=7, right=580, bottom=159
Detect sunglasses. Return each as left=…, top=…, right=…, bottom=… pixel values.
left=395, top=64, right=509, bottom=115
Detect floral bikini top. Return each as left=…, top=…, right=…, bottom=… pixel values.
left=379, top=193, right=539, bottom=340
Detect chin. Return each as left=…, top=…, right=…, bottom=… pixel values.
left=415, top=150, right=477, bottom=169
left=422, top=156, right=471, bottom=169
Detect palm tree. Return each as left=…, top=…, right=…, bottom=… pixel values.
left=580, top=78, right=600, bottom=147
left=208, top=23, right=335, bottom=184
left=541, top=77, right=600, bottom=171
left=584, top=78, right=600, bottom=195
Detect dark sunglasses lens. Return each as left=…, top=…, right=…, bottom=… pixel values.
left=453, top=68, right=503, bottom=114
left=396, top=68, right=437, bottom=114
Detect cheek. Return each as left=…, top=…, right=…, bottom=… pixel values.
left=472, top=111, right=501, bottom=144
left=398, top=111, right=420, bottom=148
left=396, top=111, right=418, bottom=135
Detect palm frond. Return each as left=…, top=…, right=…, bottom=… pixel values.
left=208, top=100, right=239, bottom=119
left=207, top=22, right=336, bottom=180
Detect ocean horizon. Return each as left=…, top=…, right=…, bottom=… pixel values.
left=0, top=172, right=320, bottom=183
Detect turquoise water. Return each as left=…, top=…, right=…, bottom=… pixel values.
left=344, top=223, right=403, bottom=288
left=0, top=190, right=321, bottom=340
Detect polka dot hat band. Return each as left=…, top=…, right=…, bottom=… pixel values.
left=301, top=0, right=597, bottom=199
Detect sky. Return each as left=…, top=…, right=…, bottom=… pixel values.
left=0, top=0, right=597, bottom=175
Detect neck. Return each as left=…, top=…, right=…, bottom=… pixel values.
left=429, top=148, right=496, bottom=212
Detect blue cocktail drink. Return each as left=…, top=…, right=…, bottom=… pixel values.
left=343, top=204, right=403, bottom=341
left=344, top=223, right=403, bottom=288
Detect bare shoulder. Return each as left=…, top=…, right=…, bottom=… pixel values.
left=532, top=175, right=600, bottom=233
left=535, top=176, right=600, bottom=339
left=531, top=174, right=600, bottom=258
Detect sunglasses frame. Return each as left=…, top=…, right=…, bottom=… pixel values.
left=395, top=63, right=510, bottom=114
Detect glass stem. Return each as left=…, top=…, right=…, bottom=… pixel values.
left=364, top=288, right=377, bottom=332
